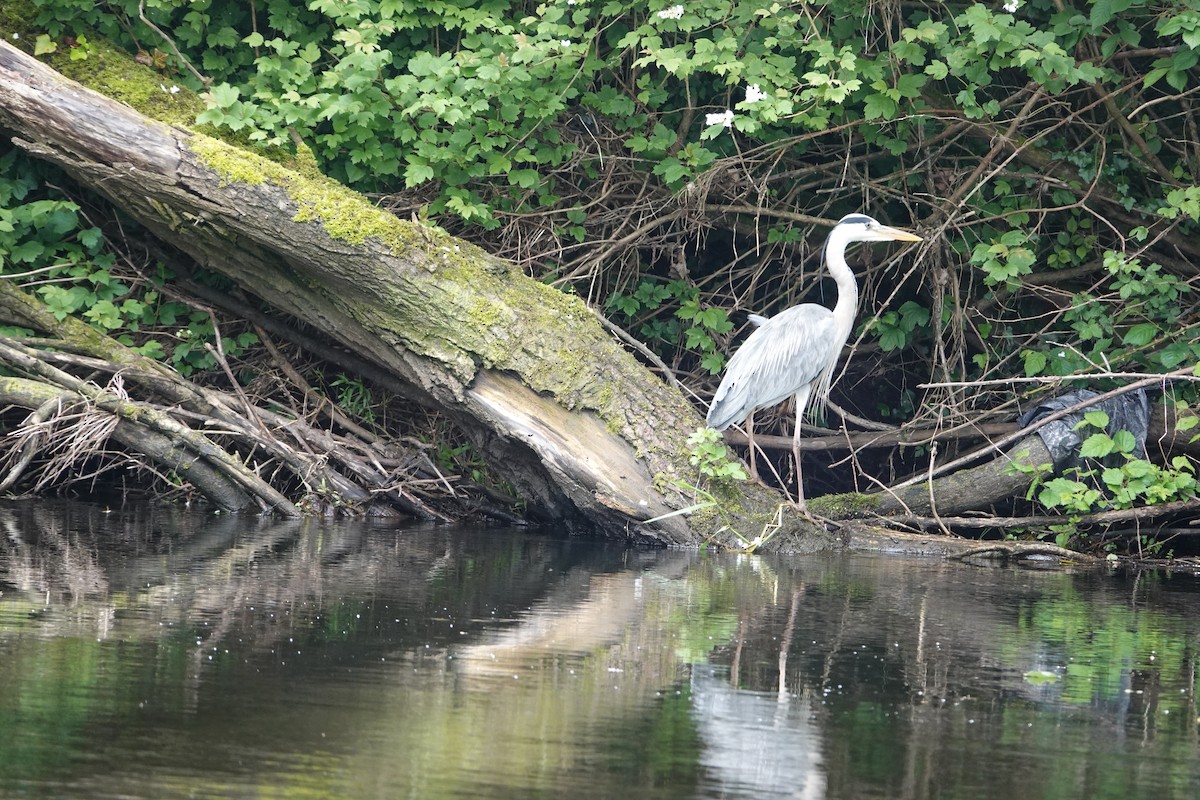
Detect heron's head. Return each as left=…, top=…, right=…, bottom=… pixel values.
left=835, top=214, right=923, bottom=244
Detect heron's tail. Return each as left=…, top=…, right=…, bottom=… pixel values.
left=705, top=385, right=750, bottom=431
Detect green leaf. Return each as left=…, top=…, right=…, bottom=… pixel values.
left=84, top=299, right=122, bottom=329
left=879, top=328, right=905, bottom=352
left=136, top=340, right=166, bottom=359
left=654, top=158, right=691, bottom=186
left=1143, top=67, right=1169, bottom=88
left=608, top=294, right=639, bottom=316
left=1101, top=467, right=1126, bottom=487
left=895, top=73, right=927, bottom=97
left=700, top=352, right=726, bottom=374
left=1122, top=458, right=1153, bottom=478
left=924, top=60, right=948, bottom=80
left=9, top=241, right=45, bottom=263
left=1079, top=433, right=1115, bottom=459
left=1022, top=349, right=1047, bottom=376
left=1111, top=429, right=1137, bottom=453
left=891, top=40, right=926, bottom=66
left=1091, top=0, right=1136, bottom=28
left=508, top=169, right=540, bottom=189
left=404, top=159, right=435, bottom=186
left=863, top=93, right=898, bottom=120
left=208, top=83, right=241, bottom=108
left=1121, top=322, right=1157, bottom=347
left=34, top=34, right=57, bottom=56
left=77, top=227, right=103, bottom=250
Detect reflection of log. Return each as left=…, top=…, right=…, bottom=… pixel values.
left=455, top=561, right=692, bottom=674
left=455, top=569, right=646, bottom=673
left=0, top=40, right=817, bottom=545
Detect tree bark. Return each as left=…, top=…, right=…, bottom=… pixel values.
left=0, top=40, right=823, bottom=547
left=858, top=436, right=1051, bottom=516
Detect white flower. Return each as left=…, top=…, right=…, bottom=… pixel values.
left=1003, top=0, right=1020, bottom=12
left=657, top=5, right=685, bottom=20
left=11, top=32, right=18, bottom=39
left=560, top=39, right=572, bottom=47
left=744, top=83, right=766, bottom=103
left=567, top=0, right=577, bottom=4
left=160, top=84, right=180, bottom=94
left=705, top=109, right=734, bottom=128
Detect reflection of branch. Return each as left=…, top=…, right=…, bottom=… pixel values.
left=776, top=589, right=802, bottom=698
left=0, top=505, right=111, bottom=602
left=947, top=542, right=1097, bottom=564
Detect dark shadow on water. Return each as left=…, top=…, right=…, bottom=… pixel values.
left=1, top=500, right=1198, bottom=799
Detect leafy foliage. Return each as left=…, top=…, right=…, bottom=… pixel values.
left=15, top=0, right=1200, bottom=522
left=1026, top=410, right=1197, bottom=549
left=0, top=145, right=257, bottom=373
left=686, top=427, right=747, bottom=483
left=27, top=0, right=1198, bottom=384
left=607, top=278, right=732, bottom=374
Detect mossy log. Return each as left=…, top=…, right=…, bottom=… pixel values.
left=1, top=39, right=847, bottom=548
left=812, top=437, right=1052, bottom=518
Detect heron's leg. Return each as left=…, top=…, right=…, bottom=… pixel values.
left=791, top=408, right=806, bottom=510
left=790, top=386, right=814, bottom=510
left=746, top=412, right=759, bottom=482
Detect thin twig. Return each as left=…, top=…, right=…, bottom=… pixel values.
left=138, top=0, right=210, bottom=87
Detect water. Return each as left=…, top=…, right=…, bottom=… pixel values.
left=1, top=502, right=1198, bottom=799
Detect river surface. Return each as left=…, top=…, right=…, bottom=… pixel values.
left=0, top=502, right=1198, bottom=799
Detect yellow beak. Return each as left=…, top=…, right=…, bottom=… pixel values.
left=879, top=225, right=923, bottom=242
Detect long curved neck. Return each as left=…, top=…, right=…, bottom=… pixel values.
left=822, top=226, right=860, bottom=344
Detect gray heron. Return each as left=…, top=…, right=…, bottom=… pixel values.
left=705, top=214, right=922, bottom=509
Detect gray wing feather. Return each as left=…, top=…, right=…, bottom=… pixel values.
left=706, top=304, right=839, bottom=430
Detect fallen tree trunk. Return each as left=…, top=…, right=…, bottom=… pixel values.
left=1, top=39, right=843, bottom=548
left=843, top=436, right=1051, bottom=517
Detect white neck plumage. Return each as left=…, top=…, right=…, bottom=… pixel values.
left=822, top=225, right=862, bottom=346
